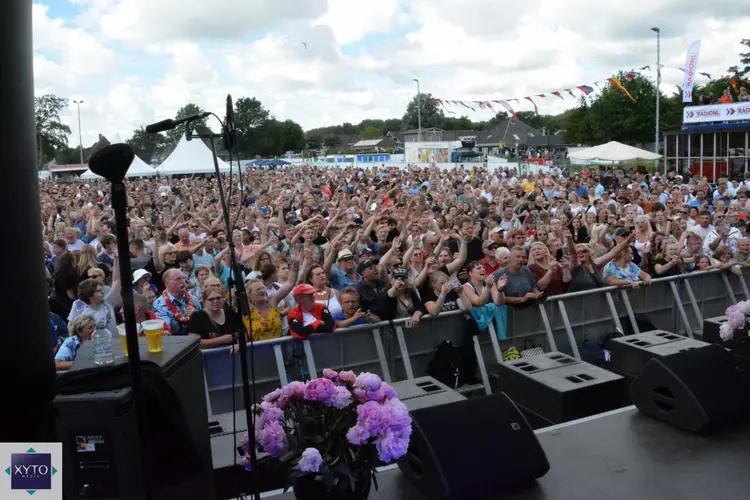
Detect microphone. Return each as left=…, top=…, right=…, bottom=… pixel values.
left=224, top=94, right=236, bottom=150
left=145, top=112, right=210, bottom=134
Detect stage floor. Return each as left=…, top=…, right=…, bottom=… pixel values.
left=265, top=406, right=750, bottom=499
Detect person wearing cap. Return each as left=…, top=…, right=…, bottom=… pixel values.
left=325, top=247, right=362, bottom=292
left=377, top=268, right=425, bottom=328
left=133, top=268, right=157, bottom=297
left=288, top=284, right=336, bottom=339
left=354, top=259, right=387, bottom=315
left=480, top=239, right=501, bottom=275
left=614, top=227, right=642, bottom=267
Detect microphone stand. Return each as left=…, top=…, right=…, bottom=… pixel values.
left=191, top=125, right=261, bottom=500
left=112, top=180, right=153, bottom=499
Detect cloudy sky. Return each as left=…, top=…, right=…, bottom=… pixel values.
left=34, top=0, right=750, bottom=146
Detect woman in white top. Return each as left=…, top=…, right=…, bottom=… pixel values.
left=307, top=264, right=343, bottom=318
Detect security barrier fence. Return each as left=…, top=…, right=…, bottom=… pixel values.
left=202, top=268, right=750, bottom=416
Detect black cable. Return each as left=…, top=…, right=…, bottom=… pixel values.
left=202, top=113, right=260, bottom=500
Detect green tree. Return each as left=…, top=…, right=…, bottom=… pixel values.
left=561, top=96, right=595, bottom=145
left=402, top=92, right=444, bottom=130
left=323, top=135, right=342, bottom=148
left=382, top=118, right=402, bottom=133
left=279, top=120, right=306, bottom=152
left=55, top=147, right=82, bottom=165
left=127, top=127, right=168, bottom=163
left=233, top=97, right=271, bottom=157
left=35, top=94, right=72, bottom=168
left=165, top=103, right=209, bottom=145
left=485, top=111, right=510, bottom=128
left=360, top=125, right=382, bottom=139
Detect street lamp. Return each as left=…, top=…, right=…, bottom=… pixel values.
left=73, top=99, right=84, bottom=163
left=413, top=79, right=422, bottom=143
left=651, top=27, right=660, bottom=158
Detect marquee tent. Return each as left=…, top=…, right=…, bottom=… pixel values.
left=568, top=141, right=662, bottom=162
left=80, top=134, right=157, bottom=179
left=157, top=136, right=232, bottom=175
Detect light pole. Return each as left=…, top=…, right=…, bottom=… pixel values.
left=651, top=27, right=660, bottom=157
left=73, top=99, right=84, bottom=163
left=413, top=78, right=422, bottom=142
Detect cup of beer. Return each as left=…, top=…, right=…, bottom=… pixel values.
left=141, top=319, right=164, bottom=353
left=117, top=323, right=144, bottom=356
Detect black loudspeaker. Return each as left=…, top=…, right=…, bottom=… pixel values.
left=607, top=330, right=710, bottom=378
left=398, top=392, right=549, bottom=499
left=631, top=344, right=750, bottom=432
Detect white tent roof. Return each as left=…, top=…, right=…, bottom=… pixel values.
left=157, top=136, right=232, bottom=175
left=568, top=141, right=662, bottom=162
left=80, top=134, right=157, bottom=179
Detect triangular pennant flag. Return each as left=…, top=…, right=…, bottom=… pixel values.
left=593, top=81, right=600, bottom=88
left=698, top=72, right=712, bottom=79
left=523, top=96, right=538, bottom=114
left=508, top=98, right=519, bottom=103
left=576, top=85, right=594, bottom=96
left=565, top=89, right=575, bottom=98
left=608, top=77, right=637, bottom=103
left=551, top=91, right=564, bottom=99
left=496, top=100, right=518, bottom=120
left=639, top=65, right=651, bottom=71
left=536, top=94, right=546, bottom=98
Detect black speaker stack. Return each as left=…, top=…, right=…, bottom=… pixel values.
left=489, top=351, right=628, bottom=427
left=607, top=330, right=710, bottom=378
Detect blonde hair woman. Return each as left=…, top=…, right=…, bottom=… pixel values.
left=55, top=315, right=96, bottom=370
left=77, top=244, right=100, bottom=277
left=527, top=241, right=571, bottom=296
left=588, top=223, right=614, bottom=258
left=634, top=215, right=653, bottom=259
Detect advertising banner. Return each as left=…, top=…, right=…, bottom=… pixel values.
left=683, top=103, right=750, bottom=124
left=682, top=40, right=702, bottom=103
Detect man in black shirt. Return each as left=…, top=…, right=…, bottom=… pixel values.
left=449, top=216, right=484, bottom=262
left=355, top=260, right=387, bottom=316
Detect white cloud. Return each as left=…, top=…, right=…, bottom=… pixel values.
left=31, top=0, right=750, bottom=150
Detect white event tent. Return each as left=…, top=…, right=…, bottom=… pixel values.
left=157, top=136, right=232, bottom=175
left=80, top=134, right=157, bottom=179
left=568, top=141, right=662, bottom=162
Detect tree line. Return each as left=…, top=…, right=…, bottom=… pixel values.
left=36, top=39, right=749, bottom=166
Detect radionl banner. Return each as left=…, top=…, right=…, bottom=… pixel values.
left=682, top=40, right=702, bottom=103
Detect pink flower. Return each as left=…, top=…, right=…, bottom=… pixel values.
left=338, top=370, right=357, bottom=385
left=727, top=310, right=746, bottom=330
left=357, top=401, right=388, bottom=436
left=303, top=378, right=335, bottom=403
left=262, top=406, right=283, bottom=424
left=323, top=368, right=339, bottom=380
left=719, top=322, right=735, bottom=341
left=298, top=448, right=323, bottom=473
left=375, top=430, right=411, bottom=463
left=259, top=421, right=288, bottom=458
left=278, top=381, right=306, bottom=407
left=327, top=385, right=353, bottom=409
left=727, top=305, right=738, bottom=315
left=346, top=425, right=370, bottom=445
left=355, top=372, right=382, bottom=391
left=736, top=301, right=750, bottom=315
left=263, top=389, right=281, bottom=403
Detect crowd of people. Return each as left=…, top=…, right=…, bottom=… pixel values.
left=41, top=163, right=750, bottom=369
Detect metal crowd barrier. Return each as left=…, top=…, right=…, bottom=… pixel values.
left=202, top=267, right=750, bottom=416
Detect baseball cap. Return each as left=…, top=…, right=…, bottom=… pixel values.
left=292, top=284, right=316, bottom=297
left=491, top=227, right=504, bottom=234
left=357, top=260, right=375, bottom=274
left=359, top=247, right=374, bottom=256
left=391, top=267, right=409, bottom=279
left=483, top=240, right=499, bottom=249
left=133, top=269, right=152, bottom=282
left=614, top=227, right=631, bottom=238
left=337, top=249, right=355, bottom=261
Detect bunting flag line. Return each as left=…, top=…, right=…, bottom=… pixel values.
left=607, top=77, right=637, bottom=103
left=431, top=62, right=733, bottom=118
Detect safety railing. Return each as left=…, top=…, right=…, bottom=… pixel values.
left=202, top=267, right=750, bottom=416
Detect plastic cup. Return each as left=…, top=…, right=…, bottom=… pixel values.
left=117, top=323, right=144, bottom=356
left=117, top=324, right=129, bottom=356
left=142, top=319, right=164, bottom=353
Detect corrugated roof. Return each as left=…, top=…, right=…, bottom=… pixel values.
left=352, top=139, right=383, bottom=147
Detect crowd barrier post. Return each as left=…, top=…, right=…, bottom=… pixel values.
left=273, top=344, right=289, bottom=386
left=393, top=325, right=415, bottom=380
left=722, top=273, right=739, bottom=305
left=537, top=305, right=559, bottom=352
left=739, top=274, right=750, bottom=300
left=487, top=323, right=504, bottom=364
left=604, top=291, right=625, bottom=332
left=619, top=289, right=640, bottom=335
left=554, top=301, right=582, bottom=360
left=302, top=340, right=318, bottom=379
left=669, top=281, right=695, bottom=337
left=370, top=327, right=392, bottom=383
left=682, top=279, right=703, bottom=326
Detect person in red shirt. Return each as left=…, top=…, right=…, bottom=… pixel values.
left=288, top=284, right=335, bottom=339
left=480, top=240, right=500, bottom=275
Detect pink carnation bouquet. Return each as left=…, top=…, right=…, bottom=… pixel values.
left=719, top=301, right=750, bottom=341
left=241, top=369, right=412, bottom=494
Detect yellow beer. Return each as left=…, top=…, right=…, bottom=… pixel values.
left=142, top=319, right=164, bottom=353
left=117, top=323, right=143, bottom=357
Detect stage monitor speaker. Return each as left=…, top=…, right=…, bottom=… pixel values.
left=631, top=344, right=750, bottom=432
left=54, top=336, right=215, bottom=500
left=398, top=392, right=549, bottom=499
left=607, top=330, right=709, bottom=378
